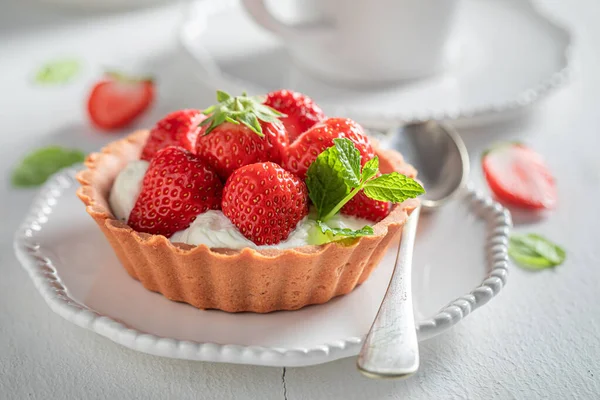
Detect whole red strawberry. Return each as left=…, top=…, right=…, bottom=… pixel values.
left=140, top=109, right=206, bottom=161
left=284, top=118, right=375, bottom=179
left=196, top=91, right=288, bottom=180
left=264, top=89, right=325, bottom=142
left=128, top=146, right=223, bottom=237
left=222, top=162, right=309, bottom=245
left=341, top=191, right=390, bottom=222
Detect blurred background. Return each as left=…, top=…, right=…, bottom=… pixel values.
left=2, top=0, right=600, bottom=399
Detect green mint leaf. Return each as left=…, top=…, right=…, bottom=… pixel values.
left=333, top=138, right=361, bottom=187
left=318, top=220, right=374, bottom=238
left=363, top=172, right=425, bottom=203
left=12, top=146, right=85, bottom=188
left=305, top=145, right=351, bottom=220
left=308, top=221, right=374, bottom=245
left=34, top=59, right=81, bottom=85
left=362, top=157, right=379, bottom=182
left=509, top=234, right=566, bottom=270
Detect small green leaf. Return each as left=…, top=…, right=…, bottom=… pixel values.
left=363, top=172, right=425, bottom=203
left=202, top=105, right=216, bottom=116
left=305, top=145, right=351, bottom=220
left=224, top=116, right=238, bottom=125
left=201, top=90, right=284, bottom=137
left=34, top=59, right=81, bottom=85
left=12, top=146, right=85, bottom=188
left=362, top=157, right=379, bottom=182
left=239, top=113, right=263, bottom=137
left=509, top=234, right=566, bottom=270
left=318, top=220, right=374, bottom=237
left=333, top=138, right=361, bottom=187
left=217, top=90, right=231, bottom=102
left=308, top=221, right=374, bottom=245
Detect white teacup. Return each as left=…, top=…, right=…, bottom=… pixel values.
left=241, top=0, right=461, bottom=85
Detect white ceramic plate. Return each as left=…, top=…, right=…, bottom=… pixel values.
left=179, top=0, right=572, bottom=126
left=14, top=167, right=511, bottom=367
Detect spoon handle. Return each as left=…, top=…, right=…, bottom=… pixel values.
left=357, top=206, right=420, bottom=379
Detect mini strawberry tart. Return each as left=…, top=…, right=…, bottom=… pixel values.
left=77, top=90, right=423, bottom=313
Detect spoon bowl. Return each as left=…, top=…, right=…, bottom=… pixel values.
left=384, top=122, right=470, bottom=210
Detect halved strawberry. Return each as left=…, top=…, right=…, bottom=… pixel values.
left=87, top=71, right=155, bottom=131
left=140, top=109, right=205, bottom=161
left=482, top=142, right=557, bottom=209
left=128, top=146, right=223, bottom=237
left=284, top=117, right=375, bottom=179
left=264, top=89, right=325, bottom=142
left=222, top=162, right=309, bottom=245
left=195, top=91, right=288, bottom=180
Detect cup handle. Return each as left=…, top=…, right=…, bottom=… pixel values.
left=240, top=0, right=332, bottom=40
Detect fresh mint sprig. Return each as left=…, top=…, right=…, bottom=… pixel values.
left=306, top=138, right=424, bottom=243
left=509, top=233, right=566, bottom=270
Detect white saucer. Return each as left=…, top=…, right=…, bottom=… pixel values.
left=14, top=167, right=511, bottom=367
left=179, top=0, right=572, bottom=126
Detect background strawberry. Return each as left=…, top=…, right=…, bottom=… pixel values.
left=482, top=142, right=557, bottom=209
left=222, top=162, right=309, bottom=245
left=87, top=71, right=154, bottom=131
left=195, top=91, right=288, bottom=180
left=284, top=117, right=375, bottom=179
left=128, top=146, right=223, bottom=237
left=140, top=109, right=205, bottom=161
left=264, top=89, right=325, bottom=142
left=341, top=191, right=390, bottom=222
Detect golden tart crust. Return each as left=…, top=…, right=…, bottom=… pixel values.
left=76, top=130, right=418, bottom=313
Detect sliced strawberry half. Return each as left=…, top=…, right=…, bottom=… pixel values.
left=87, top=71, right=155, bottom=131
left=140, top=109, right=206, bottom=161
left=482, top=143, right=557, bottom=209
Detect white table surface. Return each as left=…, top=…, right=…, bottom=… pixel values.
left=1, top=0, right=599, bottom=399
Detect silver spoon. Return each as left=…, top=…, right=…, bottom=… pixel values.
left=357, top=121, right=469, bottom=379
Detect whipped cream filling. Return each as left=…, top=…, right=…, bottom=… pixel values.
left=109, top=161, right=371, bottom=249
left=109, top=160, right=149, bottom=221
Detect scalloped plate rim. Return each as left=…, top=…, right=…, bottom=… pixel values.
left=178, top=0, right=573, bottom=126
left=13, top=167, right=512, bottom=367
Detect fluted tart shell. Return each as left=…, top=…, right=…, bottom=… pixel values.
left=76, top=130, right=418, bottom=313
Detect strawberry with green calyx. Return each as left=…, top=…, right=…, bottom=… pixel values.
left=305, top=138, right=425, bottom=245
left=195, top=91, right=289, bottom=180
left=87, top=70, right=155, bottom=131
